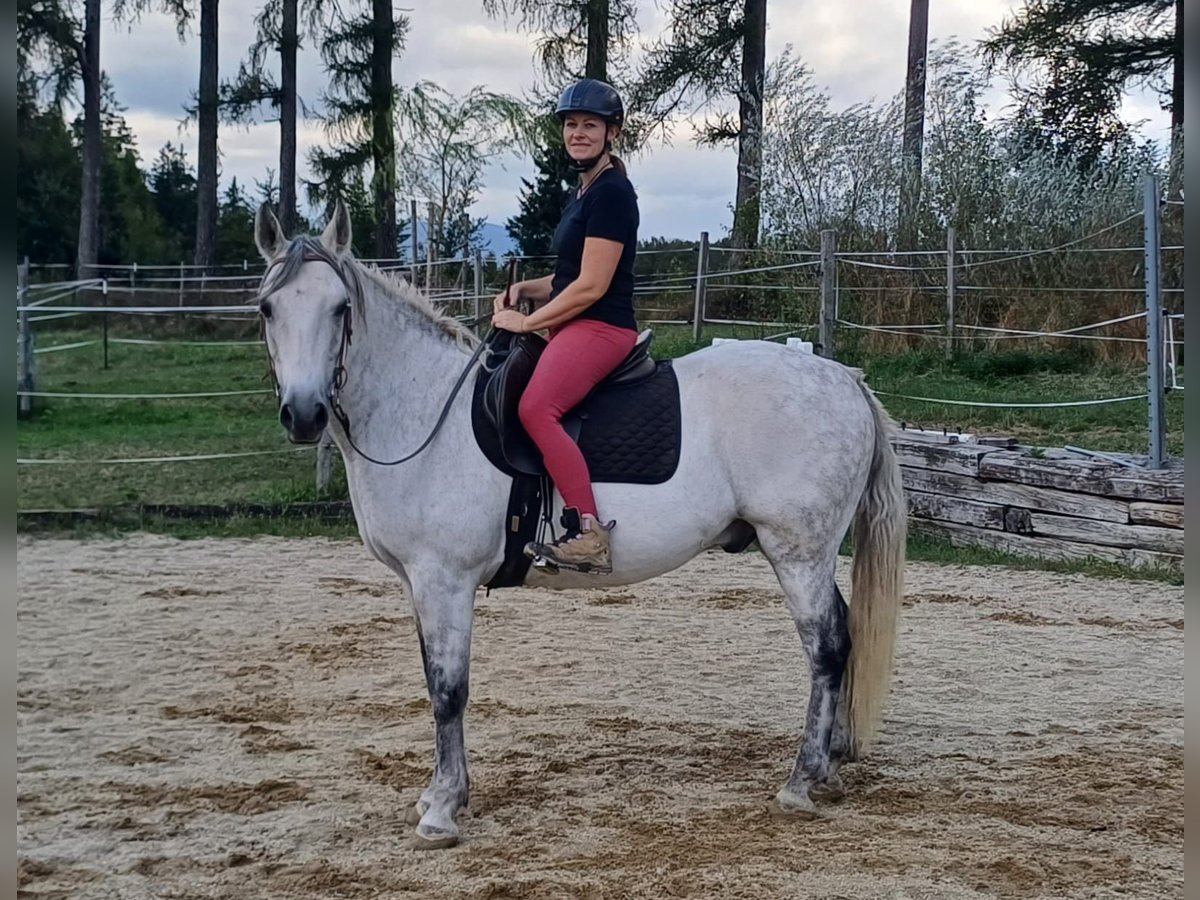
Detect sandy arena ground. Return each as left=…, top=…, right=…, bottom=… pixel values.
left=17, top=534, right=1183, bottom=899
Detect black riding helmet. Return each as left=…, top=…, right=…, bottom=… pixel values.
left=555, top=79, right=625, bottom=126
left=555, top=79, right=624, bottom=173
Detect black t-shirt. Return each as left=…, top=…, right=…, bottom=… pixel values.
left=549, top=168, right=639, bottom=332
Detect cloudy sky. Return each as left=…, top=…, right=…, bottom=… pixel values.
left=98, top=0, right=1172, bottom=241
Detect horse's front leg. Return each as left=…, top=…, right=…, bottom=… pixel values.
left=405, top=569, right=476, bottom=850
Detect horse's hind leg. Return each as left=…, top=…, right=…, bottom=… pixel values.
left=764, top=552, right=850, bottom=818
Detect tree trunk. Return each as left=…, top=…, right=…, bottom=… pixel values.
left=1171, top=0, right=1182, bottom=134
left=731, top=0, right=766, bottom=250
left=898, top=0, right=929, bottom=250
left=279, top=0, right=298, bottom=235
left=371, top=0, right=398, bottom=259
left=76, top=0, right=101, bottom=281
left=194, top=0, right=219, bottom=271
left=586, top=0, right=608, bottom=81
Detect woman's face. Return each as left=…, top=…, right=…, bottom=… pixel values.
left=563, top=113, right=615, bottom=161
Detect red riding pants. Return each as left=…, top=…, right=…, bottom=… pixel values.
left=518, top=317, right=638, bottom=518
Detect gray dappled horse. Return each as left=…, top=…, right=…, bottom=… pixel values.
left=254, top=201, right=907, bottom=849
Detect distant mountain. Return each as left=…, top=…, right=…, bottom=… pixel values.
left=404, top=219, right=516, bottom=260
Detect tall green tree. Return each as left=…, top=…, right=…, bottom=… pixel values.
left=114, top=0, right=220, bottom=269
left=506, top=139, right=573, bottom=257
left=18, top=0, right=104, bottom=278
left=899, top=0, right=930, bottom=248
left=194, top=0, right=219, bottom=271
left=482, top=1, right=639, bottom=85
left=981, top=0, right=1182, bottom=166
left=149, top=143, right=198, bottom=261
left=17, top=80, right=80, bottom=264
left=223, top=0, right=334, bottom=234
left=214, top=178, right=259, bottom=264
left=633, top=0, right=767, bottom=248
left=308, top=0, right=408, bottom=258
left=90, top=79, right=170, bottom=264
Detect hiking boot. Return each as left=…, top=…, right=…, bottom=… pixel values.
left=525, top=507, right=614, bottom=574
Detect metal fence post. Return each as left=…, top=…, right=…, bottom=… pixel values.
left=18, top=256, right=34, bottom=420
left=692, top=231, right=709, bottom=343
left=945, top=226, right=957, bottom=360
left=819, top=229, right=837, bottom=359
left=1143, top=173, right=1166, bottom=469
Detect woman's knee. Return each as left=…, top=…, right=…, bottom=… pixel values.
left=519, top=392, right=555, bottom=433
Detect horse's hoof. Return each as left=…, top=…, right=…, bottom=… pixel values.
left=412, top=823, right=459, bottom=851
left=809, top=775, right=845, bottom=803
left=403, top=800, right=429, bottom=826
left=771, top=786, right=819, bottom=820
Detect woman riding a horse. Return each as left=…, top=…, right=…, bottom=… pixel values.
left=491, top=78, right=640, bottom=576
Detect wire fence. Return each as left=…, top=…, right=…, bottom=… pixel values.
left=16, top=176, right=1182, bottom=471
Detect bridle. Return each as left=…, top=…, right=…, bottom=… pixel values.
left=259, top=254, right=516, bottom=467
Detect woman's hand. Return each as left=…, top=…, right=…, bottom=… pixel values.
left=492, top=308, right=529, bottom=333
left=492, top=282, right=522, bottom=314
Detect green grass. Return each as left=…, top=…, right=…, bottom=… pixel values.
left=18, top=324, right=1184, bottom=586
left=18, top=329, right=339, bottom=509
left=649, top=327, right=1182, bottom=457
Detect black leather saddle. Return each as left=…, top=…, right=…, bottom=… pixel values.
left=470, top=328, right=682, bottom=485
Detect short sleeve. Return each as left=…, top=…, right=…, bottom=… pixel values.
left=584, top=184, right=635, bottom=244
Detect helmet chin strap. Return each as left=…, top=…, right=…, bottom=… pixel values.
left=566, top=143, right=611, bottom=174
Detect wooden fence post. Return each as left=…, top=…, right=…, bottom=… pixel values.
left=945, top=226, right=957, bottom=359
left=18, top=256, right=34, bottom=420
left=819, top=229, right=837, bottom=359
left=409, top=199, right=420, bottom=286
left=102, top=278, right=109, bottom=369
left=316, top=430, right=336, bottom=494
left=692, top=231, right=709, bottom=343
left=473, top=248, right=483, bottom=332
left=425, top=201, right=435, bottom=292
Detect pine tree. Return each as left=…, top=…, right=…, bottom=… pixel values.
left=307, top=1, right=409, bottom=258
left=981, top=0, right=1181, bottom=167
left=632, top=0, right=767, bottom=248
left=506, top=140, right=573, bottom=258
left=150, top=144, right=198, bottom=262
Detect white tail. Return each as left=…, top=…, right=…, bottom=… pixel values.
left=845, top=380, right=907, bottom=758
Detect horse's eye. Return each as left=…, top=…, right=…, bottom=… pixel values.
left=259, top=299, right=273, bottom=320
left=334, top=300, right=349, bottom=318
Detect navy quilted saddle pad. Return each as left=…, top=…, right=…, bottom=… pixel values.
left=470, top=329, right=682, bottom=485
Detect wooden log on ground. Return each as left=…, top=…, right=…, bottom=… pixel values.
left=910, top=519, right=1182, bottom=573
left=900, top=466, right=1131, bottom=524
left=906, top=490, right=1008, bottom=530
left=1027, top=512, right=1184, bottom=555
left=891, top=439, right=1007, bottom=477
left=1129, top=502, right=1184, bottom=529
left=979, top=454, right=1183, bottom=502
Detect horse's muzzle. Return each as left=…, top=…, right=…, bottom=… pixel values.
left=280, top=398, right=329, bottom=444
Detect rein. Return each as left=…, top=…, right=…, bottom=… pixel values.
left=260, top=255, right=517, bottom=468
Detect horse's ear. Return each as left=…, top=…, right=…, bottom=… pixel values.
left=255, top=202, right=287, bottom=262
left=321, top=198, right=353, bottom=257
